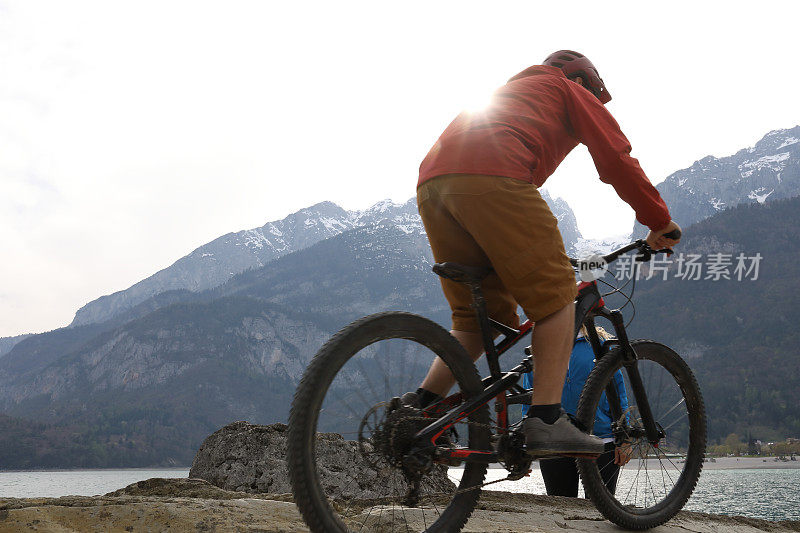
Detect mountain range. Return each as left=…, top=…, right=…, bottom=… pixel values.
left=0, top=223, right=445, bottom=466
left=63, top=190, right=580, bottom=331
left=0, top=126, right=798, bottom=467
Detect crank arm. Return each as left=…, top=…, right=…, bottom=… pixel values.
left=434, top=447, right=498, bottom=464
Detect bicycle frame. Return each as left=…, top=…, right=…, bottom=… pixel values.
left=413, top=275, right=664, bottom=464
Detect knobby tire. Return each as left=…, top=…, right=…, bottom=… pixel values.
left=287, top=312, right=491, bottom=533
left=576, top=340, right=706, bottom=529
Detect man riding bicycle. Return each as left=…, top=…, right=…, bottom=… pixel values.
left=410, top=50, right=681, bottom=456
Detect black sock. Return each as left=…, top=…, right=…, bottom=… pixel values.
left=416, top=387, right=443, bottom=408
left=526, top=403, right=561, bottom=424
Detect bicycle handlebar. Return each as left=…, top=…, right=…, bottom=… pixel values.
left=569, top=239, right=676, bottom=268
left=569, top=227, right=683, bottom=268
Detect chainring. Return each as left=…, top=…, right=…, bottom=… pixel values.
left=495, top=429, right=532, bottom=480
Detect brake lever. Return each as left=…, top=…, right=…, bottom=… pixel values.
left=635, top=243, right=674, bottom=262
left=634, top=244, right=653, bottom=262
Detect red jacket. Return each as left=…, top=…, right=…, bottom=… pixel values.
left=418, top=65, right=671, bottom=231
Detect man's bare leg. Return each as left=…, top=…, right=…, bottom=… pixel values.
left=415, top=302, right=601, bottom=453
left=527, top=302, right=573, bottom=406
left=418, top=303, right=573, bottom=401
left=523, top=301, right=602, bottom=454
left=419, top=330, right=484, bottom=396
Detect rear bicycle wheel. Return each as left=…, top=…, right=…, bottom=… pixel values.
left=576, top=341, right=706, bottom=529
left=287, top=312, right=491, bottom=533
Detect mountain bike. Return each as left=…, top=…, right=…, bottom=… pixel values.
left=287, top=236, right=706, bottom=532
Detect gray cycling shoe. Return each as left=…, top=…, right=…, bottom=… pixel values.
left=523, top=412, right=604, bottom=456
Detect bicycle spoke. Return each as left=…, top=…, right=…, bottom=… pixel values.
left=653, top=446, right=680, bottom=483
left=356, top=359, right=383, bottom=406
left=657, top=397, right=686, bottom=425
left=644, top=447, right=658, bottom=506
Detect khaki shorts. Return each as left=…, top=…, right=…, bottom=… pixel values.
left=417, top=174, right=578, bottom=332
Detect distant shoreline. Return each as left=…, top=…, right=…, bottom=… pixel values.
left=2, top=457, right=799, bottom=473
left=485, top=456, right=800, bottom=471
left=696, top=456, right=800, bottom=470
left=0, top=467, right=190, bottom=473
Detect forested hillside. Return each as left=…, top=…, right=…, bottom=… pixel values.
left=622, top=196, right=800, bottom=442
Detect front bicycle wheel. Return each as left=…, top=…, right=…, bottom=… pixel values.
left=576, top=341, right=706, bottom=529
left=287, top=312, right=491, bottom=533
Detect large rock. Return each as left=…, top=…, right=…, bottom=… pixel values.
left=0, top=486, right=309, bottom=533
left=189, top=421, right=455, bottom=499
left=189, top=422, right=294, bottom=494
left=105, top=477, right=255, bottom=499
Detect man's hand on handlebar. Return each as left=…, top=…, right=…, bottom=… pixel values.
left=646, top=221, right=682, bottom=250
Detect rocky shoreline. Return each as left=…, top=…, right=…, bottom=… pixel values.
left=1, top=477, right=799, bottom=532
left=4, top=422, right=798, bottom=532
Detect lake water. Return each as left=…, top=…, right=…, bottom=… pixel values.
left=0, top=465, right=798, bottom=522
left=0, top=468, right=190, bottom=499
left=471, top=464, right=800, bottom=522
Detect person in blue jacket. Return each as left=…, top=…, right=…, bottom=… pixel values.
left=523, top=326, right=632, bottom=496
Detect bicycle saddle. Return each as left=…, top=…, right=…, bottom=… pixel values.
left=432, top=262, right=493, bottom=283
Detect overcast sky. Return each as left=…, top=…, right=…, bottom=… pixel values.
left=1, top=1, right=799, bottom=336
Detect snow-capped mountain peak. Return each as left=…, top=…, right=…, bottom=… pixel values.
left=632, top=125, right=800, bottom=237
left=573, top=234, right=632, bottom=258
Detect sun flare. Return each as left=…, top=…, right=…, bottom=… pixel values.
left=461, top=86, right=496, bottom=112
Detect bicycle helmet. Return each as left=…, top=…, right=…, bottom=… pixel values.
left=543, top=50, right=612, bottom=104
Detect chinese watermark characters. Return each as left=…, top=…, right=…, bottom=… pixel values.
left=609, top=253, right=762, bottom=281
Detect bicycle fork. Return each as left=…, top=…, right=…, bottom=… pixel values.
left=594, top=306, right=664, bottom=445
